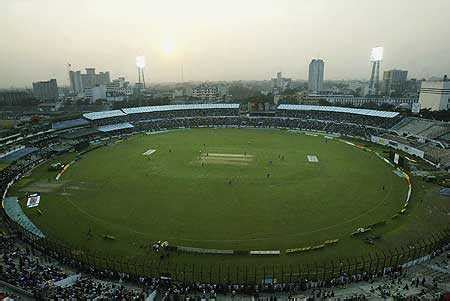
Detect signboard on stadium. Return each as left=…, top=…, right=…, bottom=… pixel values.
left=371, top=136, right=424, bottom=158
left=27, top=193, right=41, bottom=208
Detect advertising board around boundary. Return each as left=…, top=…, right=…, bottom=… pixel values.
left=371, top=135, right=424, bottom=158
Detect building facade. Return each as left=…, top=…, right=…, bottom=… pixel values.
left=69, top=68, right=110, bottom=93
left=308, top=59, right=324, bottom=93
left=192, top=85, right=227, bottom=101
left=85, top=85, right=107, bottom=103
left=383, top=69, right=408, bottom=96
left=419, top=78, right=450, bottom=111
left=32, top=79, right=58, bottom=100
left=69, top=71, right=83, bottom=93
left=106, top=77, right=132, bottom=101
left=325, top=95, right=417, bottom=107
left=0, top=90, right=36, bottom=106
left=271, top=72, right=291, bottom=94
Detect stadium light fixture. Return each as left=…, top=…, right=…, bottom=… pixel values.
left=136, top=56, right=146, bottom=68
left=370, top=47, right=383, bottom=62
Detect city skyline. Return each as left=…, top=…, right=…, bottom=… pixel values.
left=1, top=0, right=450, bottom=88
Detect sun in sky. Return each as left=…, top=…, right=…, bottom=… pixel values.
left=162, top=38, right=175, bottom=56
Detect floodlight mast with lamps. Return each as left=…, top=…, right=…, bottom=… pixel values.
left=368, top=47, right=383, bottom=95
left=136, top=56, right=146, bottom=89
left=370, top=46, right=384, bottom=62
left=136, top=56, right=146, bottom=68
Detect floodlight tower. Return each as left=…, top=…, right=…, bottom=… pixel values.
left=368, top=47, right=383, bottom=96
left=135, top=56, right=146, bottom=89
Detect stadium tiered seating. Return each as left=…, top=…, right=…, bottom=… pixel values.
left=393, top=117, right=447, bottom=138
left=3, top=197, right=45, bottom=238
left=52, top=118, right=90, bottom=130
left=277, top=104, right=400, bottom=118
left=418, top=124, right=450, bottom=139
left=0, top=146, right=38, bottom=162
left=421, top=144, right=450, bottom=167
left=97, top=122, right=134, bottom=133
left=276, top=104, right=402, bottom=129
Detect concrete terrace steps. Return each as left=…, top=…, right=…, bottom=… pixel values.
left=416, top=123, right=441, bottom=136
left=393, top=118, right=450, bottom=142
left=427, top=126, right=450, bottom=139
left=416, top=124, right=450, bottom=139
left=399, top=119, right=434, bottom=135
left=391, top=118, right=412, bottom=131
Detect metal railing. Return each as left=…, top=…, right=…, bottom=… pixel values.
left=7, top=216, right=449, bottom=285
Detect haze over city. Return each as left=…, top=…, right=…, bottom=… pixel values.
left=1, top=0, right=450, bottom=88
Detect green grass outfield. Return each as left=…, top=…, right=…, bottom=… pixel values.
left=9, top=128, right=450, bottom=270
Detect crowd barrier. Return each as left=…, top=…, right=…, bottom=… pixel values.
left=4, top=214, right=448, bottom=285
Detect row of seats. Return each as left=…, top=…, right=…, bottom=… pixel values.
left=394, top=117, right=450, bottom=140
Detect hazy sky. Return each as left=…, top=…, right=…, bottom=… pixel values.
left=1, top=0, right=449, bottom=88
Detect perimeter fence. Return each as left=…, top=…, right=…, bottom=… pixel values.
left=5, top=214, right=449, bottom=285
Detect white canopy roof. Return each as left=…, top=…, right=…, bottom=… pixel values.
left=277, top=104, right=399, bottom=118
left=83, top=110, right=127, bottom=120
left=122, top=103, right=240, bottom=114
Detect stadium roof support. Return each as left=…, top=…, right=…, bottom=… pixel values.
left=277, top=104, right=399, bottom=118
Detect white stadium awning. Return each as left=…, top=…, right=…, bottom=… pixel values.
left=277, top=104, right=399, bottom=118
left=122, top=103, right=240, bottom=115
left=83, top=110, right=127, bottom=120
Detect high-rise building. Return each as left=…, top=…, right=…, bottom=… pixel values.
left=32, top=79, right=58, bottom=100
left=106, top=77, right=132, bottom=101
left=406, top=78, right=423, bottom=96
left=419, top=75, right=450, bottom=111
left=308, top=59, right=324, bottom=93
left=383, top=69, right=408, bottom=96
left=69, top=71, right=83, bottom=93
left=85, top=85, right=107, bottom=103
left=69, top=68, right=110, bottom=93
left=81, top=68, right=110, bottom=89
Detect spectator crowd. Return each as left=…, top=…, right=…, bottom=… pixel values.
left=0, top=105, right=448, bottom=299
